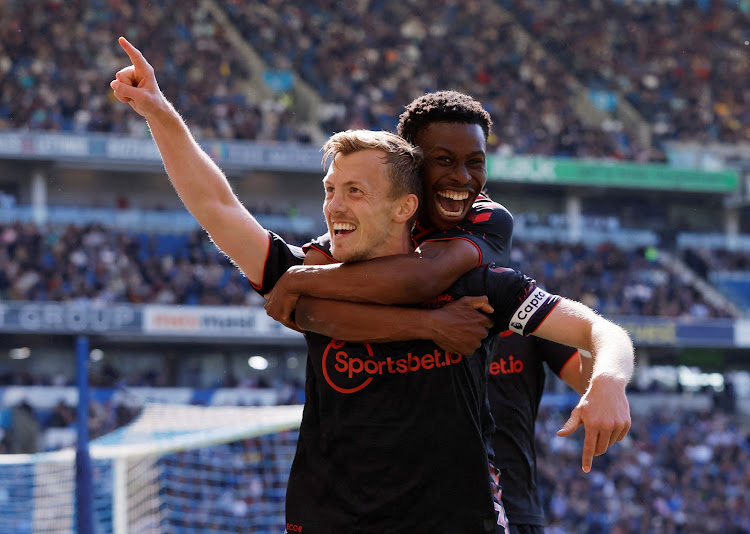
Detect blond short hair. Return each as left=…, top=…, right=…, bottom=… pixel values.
left=322, top=130, right=423, bottom=201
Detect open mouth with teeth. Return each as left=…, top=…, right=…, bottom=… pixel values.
left=436, top=190, right=470, bottom=218
left=333, top=222, right=357, bottom=236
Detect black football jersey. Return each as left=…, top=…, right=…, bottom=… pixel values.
left=488, top=332, right=578, bottom=526
left=265, top=230, right=558, bottom=532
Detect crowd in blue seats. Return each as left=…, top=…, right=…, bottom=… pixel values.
left=0, top=222, right=260, bottom=306
left=0, top=0, right=310, bottom=142
left=536, top=403, right=750, bottom=533
left=500, top=0, right=750, bottom=147
left=3, top=1, right=745, bottom=158
left=223, top=0, right=651, bottom=160
left=510, top=240, right=735, bottom=318
left=0, top=221, right=739, bottom=318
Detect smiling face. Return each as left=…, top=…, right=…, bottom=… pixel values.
left=323, top=149, right=416, bottom=262
left=414, top=122, right=488, bottom=231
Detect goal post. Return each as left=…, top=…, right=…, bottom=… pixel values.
left=0, top=403, right=303, bottom=534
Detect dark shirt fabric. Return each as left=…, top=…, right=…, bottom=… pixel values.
left=488, top=333, right=578, bottom=526
left=258, top=229, right=557, bottom=533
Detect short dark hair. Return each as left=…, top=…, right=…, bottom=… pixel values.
left=397, top=91, right=493, bottom=143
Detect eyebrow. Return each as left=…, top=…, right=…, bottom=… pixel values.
left=322, top=178, right=365, bottom=188
left=429, top=145, right=485, bottom=157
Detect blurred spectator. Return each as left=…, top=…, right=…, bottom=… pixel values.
left=47, top=400, right=76, bottom=428
left=6, top=400, right=41, bottom=453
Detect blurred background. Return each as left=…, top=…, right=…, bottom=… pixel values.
left=0, top=0, right=749, bottom=532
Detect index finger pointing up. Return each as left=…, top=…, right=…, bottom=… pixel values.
left=118, top=36, right=149, bottom=69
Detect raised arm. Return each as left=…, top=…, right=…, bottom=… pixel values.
left=532, top=300, right=633, bottom=473
left=110, top=37, right=270, bottom=286
left=265, top=238, right=480, bottom=327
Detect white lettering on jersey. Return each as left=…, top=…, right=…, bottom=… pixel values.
left=509, top=286, right=549, bottom=335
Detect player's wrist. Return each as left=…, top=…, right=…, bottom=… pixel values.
left=588, top=372, right=629, bottom=390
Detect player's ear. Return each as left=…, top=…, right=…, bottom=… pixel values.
left=393, top=193, right=419, bottom=224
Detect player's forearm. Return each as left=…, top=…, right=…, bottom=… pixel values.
left=295, top=296, right=435, bottom=342
left=534, top=300, right=634, bottom=384
left=284, top=252, right=467, bottom=305
left=146, top=104, right=240, bottom=226
left=588, top=321, right=634, bottom=385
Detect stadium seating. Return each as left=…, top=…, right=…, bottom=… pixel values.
left=0, top=0, right=310, bottom=142
left=3, top=0, right=746, bottom=157
left=500, top=0, right=750, bottom=146
left=0, top=221, right=739, bottom=317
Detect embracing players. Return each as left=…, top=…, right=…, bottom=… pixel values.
left=112, top=38, right=634, bottom=533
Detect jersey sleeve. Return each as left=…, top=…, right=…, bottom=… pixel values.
left=252, top=231, right=305, bottom=296
left=482, top=266, right=560, bottom=336
left=302, top=232, right=336, bottom=262
left=417, top=197, right=513, bottom=267
left=537, top=338, right=579, bottom=377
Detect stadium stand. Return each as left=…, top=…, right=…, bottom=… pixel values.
left=0, top=221, right=740, bottom=317
left=535, top=402, right=750, bottom=533
left=0, top=0, right=312, bottom=142
left=500, top=0, right=750, bottom=147
left=3, top=0, right=741, bottom=159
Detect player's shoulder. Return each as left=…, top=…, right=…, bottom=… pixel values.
left=303, top=232, right=334, bottom=261
left=458, top=195, right=514, bottom=240
left=465, top=194, right=514, bottom=225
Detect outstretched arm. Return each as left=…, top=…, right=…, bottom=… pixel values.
left=265, top=238, right=481, bottom=327
left=533, top=301, right=633, bottom=473
left=110, top=37, right=270, bottom=286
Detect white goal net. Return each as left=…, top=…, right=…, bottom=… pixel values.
left=0, top=403, right=303, bottom=534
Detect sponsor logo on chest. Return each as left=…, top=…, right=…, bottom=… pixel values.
left=322, top=339, right=463, bottom=394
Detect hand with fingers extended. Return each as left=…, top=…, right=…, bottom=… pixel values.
left=556, top=374, right=631, bottom=473
left=110, top=37, right=169, bottom=119
left=427, top=295, right=494, bottom=356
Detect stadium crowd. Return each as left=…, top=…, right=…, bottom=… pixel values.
left=0, top=0, right=311, bottom=142
left=219, top=0, right=650, bottom=160
left=0, top=221, right=740, bottom=318
left=3, top=1, right=747, bottom=158
left=501, top=0, right=750, bottom=146
left=536, top=403, right=750, bottom=533
left=509, top=240, right=733, bottom=319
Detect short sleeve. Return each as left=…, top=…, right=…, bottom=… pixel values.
left=253, top=231, right=305, bottom=296
left=537, top=339, right=579, bottom=376
left=481, top=266, right=561, bottom=336
left=303, top=232, right=335, bottom=262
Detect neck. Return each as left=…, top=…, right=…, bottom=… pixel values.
left=368, top=231, right=415, bottom=259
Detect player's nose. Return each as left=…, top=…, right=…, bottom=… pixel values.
left=453, top=164, right=472, bottom=184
